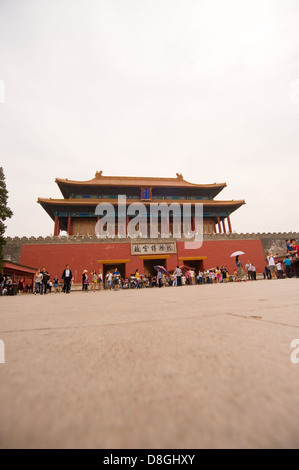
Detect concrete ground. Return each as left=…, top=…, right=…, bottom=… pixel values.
left=0, top=279, right=298, bottom=449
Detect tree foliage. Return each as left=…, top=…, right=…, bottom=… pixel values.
left=0, top=167, right=13, bottom=271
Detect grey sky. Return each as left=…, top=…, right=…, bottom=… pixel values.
left=1, top=0, right=299, bottom=237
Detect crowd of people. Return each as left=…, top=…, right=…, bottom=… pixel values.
left=0, top=275, right=33, bottom=296
left=264, top=238, right=299, bottom=280
left=27, top=264, right=258, bottom=294
left=77, top=265, right=241, bottom=290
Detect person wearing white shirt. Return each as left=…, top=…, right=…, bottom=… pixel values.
left=245, top=261, right=253, bottom=281
left=267, top=253, right=277, bottom=279
left=276, top=261, right=283, bottom=279
left=173, top=266, right=182, bottom=286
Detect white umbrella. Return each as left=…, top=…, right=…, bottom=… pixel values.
left=230, top=251, right=245, bottom=257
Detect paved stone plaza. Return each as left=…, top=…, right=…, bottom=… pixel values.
left=0, top=279, right=298, bottom=449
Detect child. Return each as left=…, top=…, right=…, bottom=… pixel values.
left=17, top=278, right=24, bottom=295
left=286, top=239, right=293, bottom=253
left=53, top=276, right=59, bottom=293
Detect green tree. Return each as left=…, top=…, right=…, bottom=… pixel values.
left=0, top=167, right=13, bottom=272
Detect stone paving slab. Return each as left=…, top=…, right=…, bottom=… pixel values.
left=0, top=279, right=298, bottom=448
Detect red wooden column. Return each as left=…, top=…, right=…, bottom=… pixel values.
left=217, top=216, right=222, bottom=233
left=67, top=216, right=72, bottom=235
left=227, top=216, right=232, bottom=233
left=222, top=219, right=227, bottom=234
left=54, top=216, right=60, bottom=236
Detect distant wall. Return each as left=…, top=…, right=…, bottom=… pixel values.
left=259, top=233, right=299, bottom=257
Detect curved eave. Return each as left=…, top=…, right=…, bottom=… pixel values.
left=39, top=197, right=245, bottom=205
left=38, top=197, right=245, bottom=219
left=55, top=177, right=227, bottom=198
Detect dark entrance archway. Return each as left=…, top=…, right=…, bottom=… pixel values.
left=180, top=259, right=205, bottom=273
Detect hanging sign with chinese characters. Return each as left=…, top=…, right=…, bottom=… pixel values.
left=131, top=242, right=177, bottom=255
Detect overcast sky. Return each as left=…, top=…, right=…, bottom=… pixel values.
left=1, top=0, right=299, bottom=237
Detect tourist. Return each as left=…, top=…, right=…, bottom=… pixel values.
left=216, top=267, right=221, bottom=283
left=0, top=274, right=7, bottom=295
left=286, top=239, right=293, bottom=253
left=40, top=267, right=50, bottom=295
left=185, top=269, right=191, bottom=285
left=245, top=261, right=253, bottom=280
left=17, top=277, right=24, bottom=295
left=276, top=261, right=283, bottom=279
left=151, top=275, right=157, bottom=288
left=98, top=270, right=103, bottom=290
left=197, top=271, right=203, bottom=285
left=91, top=271, right=98, bottom=292
left=34, top=270, right=42, bottom=294
left=106, top=271, right=113, bottom=290
left=291, top=239, right=299, bottom=260
left=82, top=270, right=89, bottom=291
left=62, top=264, right=73, bottom=294
left=288, top=239, right=297, bottom=258
left=113, top=268, right=121, bottom=290
left=221, top=266, right=227, bottom=283
left=134, top=269, right=141, bottom=288
left=251, top=264, right=257, bottom=280
left=235, top=256, right=244, bottom=282
left=291, top=239, right=299, bottom=277
left=264, top=265, right=271, bottom=280
left=0, top=274, right=6, bottom=295
left=267, top=253, right=277, bottom=279
left=283, top=255, right=292, bottom=278
left=157, top=270, right=163, bottom=288
left=147, top=273, right=153, bottom=287
left=173, top=266, right=182, bottom=286
left=1, top=285, right=7, bottom=295
left=53, top=275, right=59, bottom=293
left=170, top=272, right=176, bottom=286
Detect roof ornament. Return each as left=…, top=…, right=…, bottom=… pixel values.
left=176, top=172, right=183, bottom=180
left=95, top=171, right=103, bottom=178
